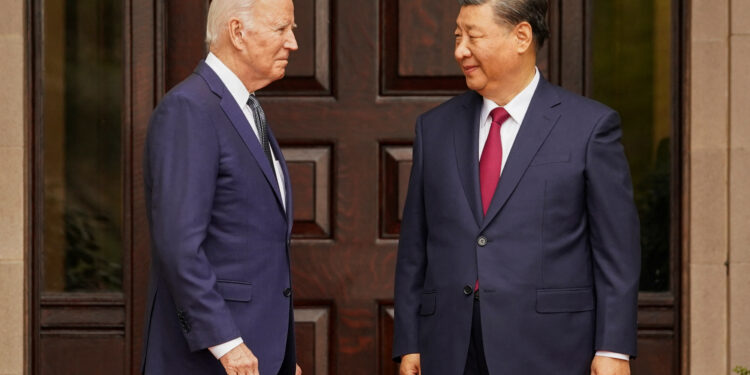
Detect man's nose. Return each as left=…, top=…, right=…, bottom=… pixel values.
left=454, top=41, right=470, bottom=60
left=286, top=30, right=299, bottom=50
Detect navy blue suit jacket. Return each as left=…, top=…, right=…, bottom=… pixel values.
left=141, top=61, right=295, bottom=374
left=393, top=77, right=641, bottom=374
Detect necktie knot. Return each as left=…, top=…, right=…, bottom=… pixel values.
left=490, top=107, right=510, bottom=126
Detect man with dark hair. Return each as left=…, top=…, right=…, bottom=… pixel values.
left=392, top=0, right=640, bottom=374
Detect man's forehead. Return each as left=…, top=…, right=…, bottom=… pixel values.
left=456, top=6, right=490, bottom=27
left=254, top=1, right=294, bottom=21
left=456, top=17, right=486, bottom=32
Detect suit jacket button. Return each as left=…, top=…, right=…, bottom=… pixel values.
left=477, top=236, right=488, bottom=247
left=283, top=288, right=292, bottom=297
left=463, top=285, right=473, bottom=296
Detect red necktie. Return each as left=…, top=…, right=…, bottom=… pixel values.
left=476, top=107, right=509, bottom=292
left=479, top=107, right=510, bottom=215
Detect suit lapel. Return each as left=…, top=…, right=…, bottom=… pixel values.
left=480, top=78, right=562, bottom=231
left=454, top=92, right=484, bottom=227
left=195, top=62, right=286, bottom=211
left=268, top=127, right=294, bottom=233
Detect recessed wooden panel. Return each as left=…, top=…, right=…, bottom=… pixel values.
left=380, top=145, right=412, bottom=238
left=632, top=330, right=675, bottom=375
left=378, top=304, right=397, bottom=375
left=380, top=0, right=466, bottom=95
left=41, top=334, right=125, bottom=375
left=285, top=0, right=315, bottom=77
left=294, top=306, right=331, bottom=375
left=40, top=304, right=125, bottom=330
left=283, top=146, right=333, bottom=238
left=637, top=305, right=674, bottom=329
left=164, top=0, right=332, bottom=96
left=262, top=0, right=333, bottom=96
left=397, top=0, right=461, bottom=77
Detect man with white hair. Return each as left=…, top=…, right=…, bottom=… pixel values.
left=141, top=0, right=300, bottom=374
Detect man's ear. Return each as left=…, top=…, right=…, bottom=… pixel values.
left=228, top=18, right=245, bottom=50
left=514, top=22, right=534, bottom=53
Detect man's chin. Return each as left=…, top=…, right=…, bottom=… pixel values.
left=465, top=78, right=485, bottom=92
left=270, top=70, right=287, bottom=83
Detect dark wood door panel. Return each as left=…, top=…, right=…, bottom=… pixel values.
left=41, top=334, right=125, bottom=375
left=283, top=145, right=334, bottom=238
left=32, top=0, right=678, bottom=374
left=163, top=0, right=333, bottom=95
left=163, top=0, right=208, bottom=91
left=294, top=305, right=334, bottom=375
left=125, top=1, right=679, bottom=375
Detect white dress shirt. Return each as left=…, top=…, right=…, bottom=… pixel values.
left=204, top=52, right=287, bottom=359
left=476, top=67, right=629, bottom=362
left=477, top=67, right=539, bottom=166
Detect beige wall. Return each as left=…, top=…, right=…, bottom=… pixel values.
left=0, top=0, right=25, bottom=374
left=729, top=0, right=750, bottom=371
left=689, top=0, right=750, bottom=374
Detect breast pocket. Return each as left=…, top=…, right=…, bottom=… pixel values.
left=530, top=152, right=571, bottom=166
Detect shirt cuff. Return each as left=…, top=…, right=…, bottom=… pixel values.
left=595, top=351, right=630, bottom=361
left=208, top=337, right=243, bottom=359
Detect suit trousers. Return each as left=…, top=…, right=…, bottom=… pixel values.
left=463, top=297, right=490, bottom=375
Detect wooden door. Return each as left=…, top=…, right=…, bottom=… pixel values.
left=31, top=0, right=683, bottom=374
left=141, top=1, right=606, bottom=374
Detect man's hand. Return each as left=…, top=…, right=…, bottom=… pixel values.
left=296, top=363, right=302, bottom=375
left=399, top=353, right=421, bottom=375
left=591, top=355, right=630, bottom=375
left=219, top=343, right=259, bottom=375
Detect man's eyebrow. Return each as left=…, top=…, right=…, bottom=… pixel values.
left=456, top=23, right=476, bottom=31
left=272, top=20, right=293, bottom=29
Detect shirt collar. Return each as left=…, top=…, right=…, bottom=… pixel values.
left=205, top=52, right=252, bottom=109
left=480, top=67, right=541, bottom=127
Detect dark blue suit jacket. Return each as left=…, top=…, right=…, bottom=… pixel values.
left=141, top=61, right=295, bottom=374
left=393, top=77, right=641, bottom=374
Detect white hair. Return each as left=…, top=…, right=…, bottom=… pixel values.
left=205, top=0, right=256, bottom=49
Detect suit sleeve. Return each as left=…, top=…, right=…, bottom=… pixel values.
left=392, top=116, right=428, bottom=361
left=585, top=110, right=641, bottom=357
left=145, top=94, right=241, bottom=352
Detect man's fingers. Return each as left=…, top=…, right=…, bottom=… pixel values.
left=220, top=343, right=260, bottom=375
left=399, top=363, right=419, bottom=375
left=296, top=363, right=302, bottom=375
left=243, top=357, right=259, bottom=375
left=590, top=356, right=630, bottom=375
left=399, top=353, right=421, bottom=375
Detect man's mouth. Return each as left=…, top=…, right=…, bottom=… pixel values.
left=463, top=65, right=479, bottom=74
